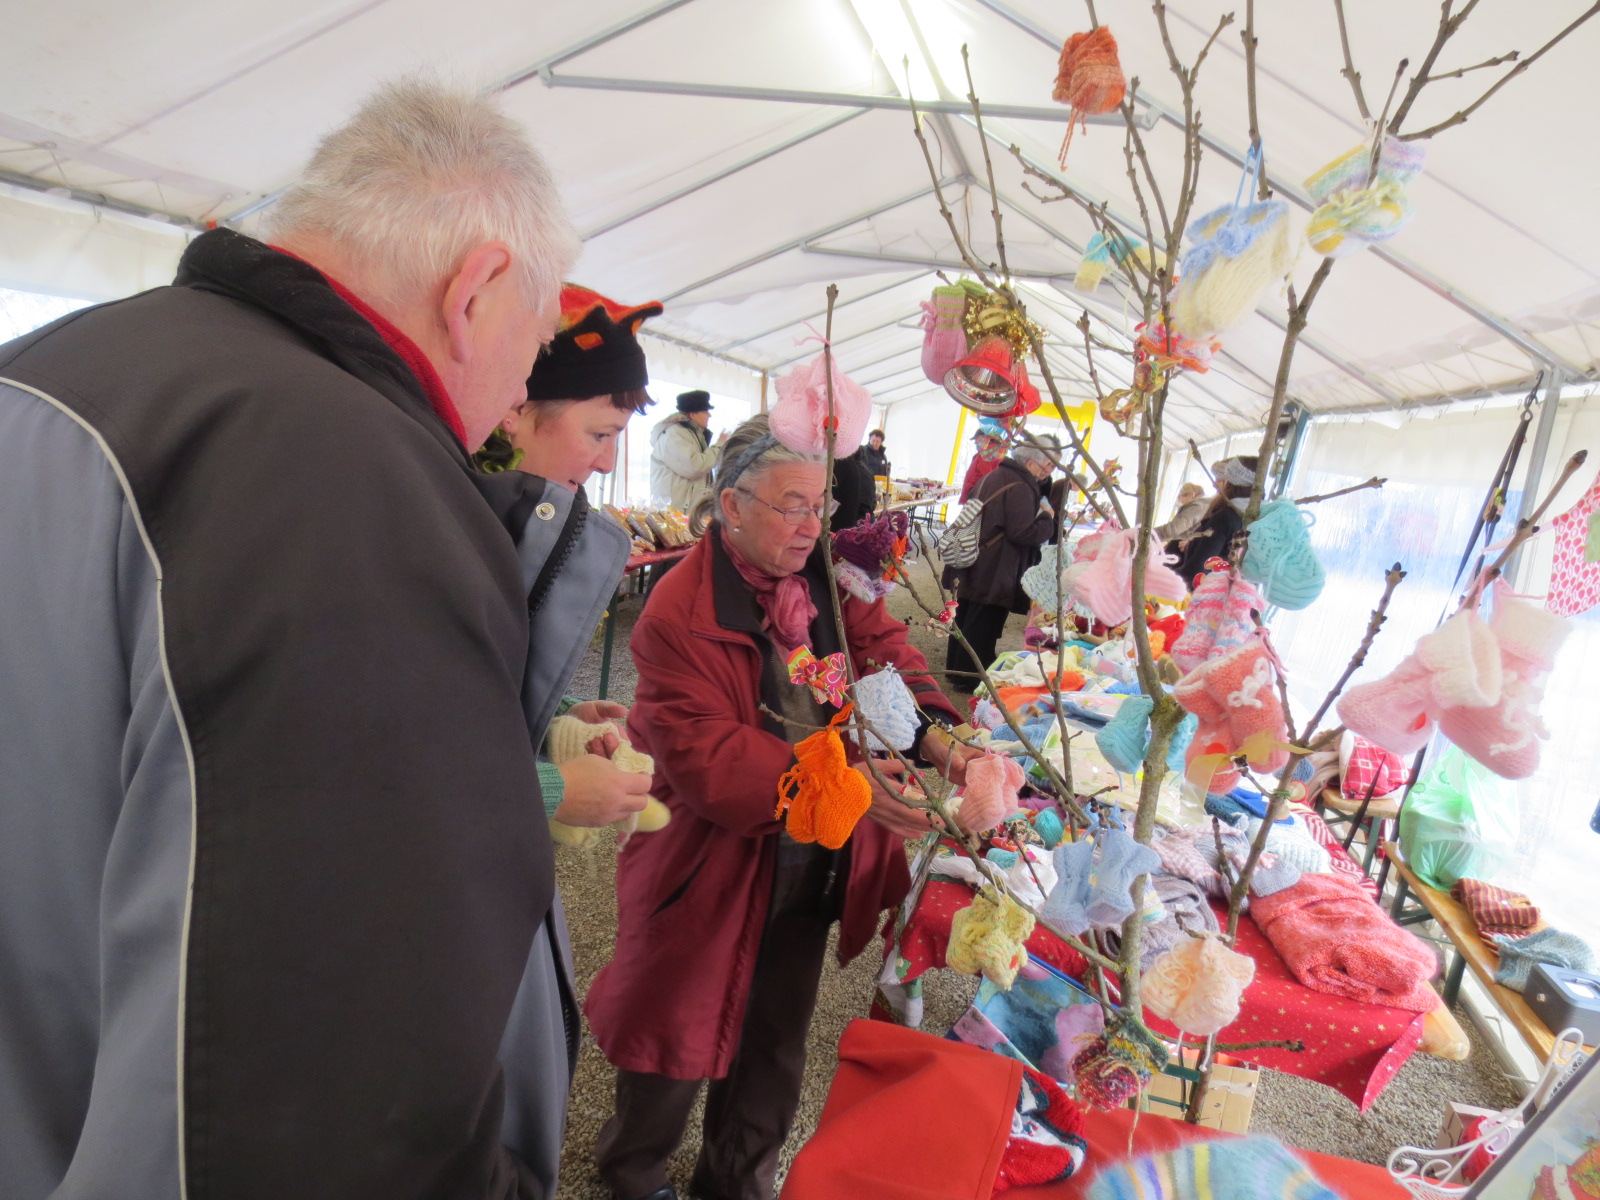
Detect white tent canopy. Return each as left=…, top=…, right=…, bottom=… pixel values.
left=3, top=0, right=1598, bottom=449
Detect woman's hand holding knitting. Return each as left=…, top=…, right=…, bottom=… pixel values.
left=854, top=757, right=933, bottom=839
left=553, top=755, right=652, bottom=828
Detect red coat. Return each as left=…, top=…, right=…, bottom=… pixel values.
left=585, top=535, right=959, bottom=1080
left=960, top=452, right=1001, bottom=502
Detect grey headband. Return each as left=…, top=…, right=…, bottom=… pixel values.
left=1220, top=458, right=1256, bottom=488
left=718, top=433, right=780, bottom=495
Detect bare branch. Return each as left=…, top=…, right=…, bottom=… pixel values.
left=962, top=45, right=1010, bottom=282
left=1399, top=4, right=1600, bottom=140
left=1332, top=0, right=1372, bottom=120
left=1462, top=450, right=1590, bottom=604
left=1424, top=50, right=1519, bottom=82
left=1294, top=476, right=1386, bottom=505
left=908, top=94, right=994, bottom=288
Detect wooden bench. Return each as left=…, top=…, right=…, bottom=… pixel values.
left=1383, top=841, right=1580, bottom=1063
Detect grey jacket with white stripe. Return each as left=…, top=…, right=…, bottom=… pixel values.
left=0, top=229, right=628, bottom=1200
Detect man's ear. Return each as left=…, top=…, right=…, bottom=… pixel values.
left=441, top=242, right=516, bottom=364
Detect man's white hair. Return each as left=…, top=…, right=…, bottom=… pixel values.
left=266, top=77, right=579, bottom=310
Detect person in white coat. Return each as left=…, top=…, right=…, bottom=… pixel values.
left=650, top=390, right=724, bottom=510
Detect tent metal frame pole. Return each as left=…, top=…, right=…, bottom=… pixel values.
left=801, top=243, right=1072, bottom=280
left=537, top=71, right=1155, bottom=126
left=225, top=0, right=704, bottom=227
left=969, top=0, right=1581, bottom=376
left=660, top=181, right=948, bottom=302
left=717, top=272, right=926, bottom=351
left=495, top=0, right=702, bottom=91
left=0, top=166, right=202, bottom=231
left=581, top=109, right=866, bottom=239
left=638, top=328, right=765, bottom=375
left=1507, top=370, right=1566, bottom=585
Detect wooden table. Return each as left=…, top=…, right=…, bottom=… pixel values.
left=1384, top=841, right=1580, bottom=1063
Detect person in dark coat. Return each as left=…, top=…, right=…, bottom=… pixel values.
left=855, top=428, right=890, bottom=478
left=1174, top=455, right=1259, bottom=586
left=946, top=437, right=1059, bottom=688
left=830, top=447, right=877, bottom=527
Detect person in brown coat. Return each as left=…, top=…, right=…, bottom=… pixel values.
left=945, top=435, right=1059, bottom=688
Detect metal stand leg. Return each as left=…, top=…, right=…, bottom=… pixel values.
left=1443, top=951, right=1467, bottom=1007
left=597, top=599, right=617, bottom=700
left=1389, top=874, right=1410, bottom=920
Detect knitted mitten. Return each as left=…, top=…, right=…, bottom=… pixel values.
left=1096, top=694, right=1155, bottom=774
left=1171, top=567, right=1264, bottom=672
left=1175, top=659, right=1239, bottom=793
left=1041, top=837, right=1095, bottom=936
left=992, top=1067, right=1089, bottom=1192
left=1242, top=499, right=1325, bottom=610
left=850, top=668, right=920, bottom=753
left=1338, top=608, right=1503, bottom=756
left=1086, top=827, right=1162, bottom=930
left=1141, top=932, right=1256, bottom=1036
left=920, top=284, right=970, bottom=384
left=1492, top=928, right=1596, bottom=991
left=1438, top=584, right=1572, bottom=779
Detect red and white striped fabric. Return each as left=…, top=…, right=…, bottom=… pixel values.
left=1298, top=807, right=1380, bottom=897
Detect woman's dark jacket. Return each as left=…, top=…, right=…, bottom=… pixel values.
left=957, top=457, right=1055, bottom=612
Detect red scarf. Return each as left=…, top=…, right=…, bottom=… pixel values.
left=720, top=529, right=817, bottom=652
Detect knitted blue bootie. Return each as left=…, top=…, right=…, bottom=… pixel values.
left=1041, top=838, right=1095, bottom=936
left=1166, top=712, right=1199, bottom=774
left=850, top=668, right=920, bottom=752
left=1242, top=499, right=1324, bottom=610
left=1096, top=694, right=1155, bottom=774
left=1034, top=808, right=1065, bottom=849
left=1085, top=827, right=1162, bottom=930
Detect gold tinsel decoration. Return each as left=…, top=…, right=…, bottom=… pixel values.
left=963, top=290, right=1047, bottom=359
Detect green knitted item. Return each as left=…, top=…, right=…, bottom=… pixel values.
left=537, top=761, right=565, bottom=819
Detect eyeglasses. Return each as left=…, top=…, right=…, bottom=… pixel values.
left=736, top=487, right=840, bottom=526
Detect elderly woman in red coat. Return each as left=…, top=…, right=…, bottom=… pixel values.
left=585, top=415, right=969, bottom=1200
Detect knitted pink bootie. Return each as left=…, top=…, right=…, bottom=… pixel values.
left=1203, top=636, right=1290, bottom=778
left=1076, top=529, right=1136, bottom=627
left=1140, top=536, right=1189, bottom=604
left=1337, top=607, right=1502, bottom=756
left=1438, top=584, right=1572, bottom=779
left=920, top=285, right=969, bottom=384
left=1171, top=567, right=1263, bottom=673
left=1175, top=660, right=1240, bottom=793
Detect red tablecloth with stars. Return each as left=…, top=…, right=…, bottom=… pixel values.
left=886, top=876, right=1424, bottom=1112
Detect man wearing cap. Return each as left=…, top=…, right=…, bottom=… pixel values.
left=649, top=389, right=724, bottom=511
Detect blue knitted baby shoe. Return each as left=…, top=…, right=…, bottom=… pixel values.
left=1041, top=838, right=1095, bottom=936
left=1096, top=695, right=1154, bottom=774
left=1166, top=712, right=1199, bottom=775
left=1086, top=827, right=1161, bottom=931
left=1242, top=499, right=1324, bottom=610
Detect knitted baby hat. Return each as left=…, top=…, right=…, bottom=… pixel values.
left=1492, top=928, right=1596, bottom=992
left=770, top=352, right=872, bottom=456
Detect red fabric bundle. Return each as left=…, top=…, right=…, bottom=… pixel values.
left=1250, top=871, right=1440, bottom=1012
left=1452, top=878, right=1540, bottom=938
left=1342, top=735, right=1411, bottom=800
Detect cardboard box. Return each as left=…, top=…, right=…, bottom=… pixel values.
left=1139, top=1059, right=1260, bottom=1133
left=1437, top=1101, right=1501, bottom=1150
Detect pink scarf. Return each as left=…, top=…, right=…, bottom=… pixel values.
left=720, top=529, right=817, bottom=652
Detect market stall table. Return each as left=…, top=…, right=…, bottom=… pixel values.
left=887, top=488, right=957, bottom=540
left=595, top=545, right=694, bottom=699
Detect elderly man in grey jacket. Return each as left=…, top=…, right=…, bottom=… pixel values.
left=0, top=80, right=620, bottom=1200
left=649, top=389, right=725, bottom=510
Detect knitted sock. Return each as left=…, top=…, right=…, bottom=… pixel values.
left=1086, top=1136, right=1339, bottom=1200
left=993, top=1066, right=1089, bottom=1192
left=1096, top=694, right=1155, bottom=774
left=1172, top=568, right=1264, bottom=672
left=1492, top=928, right=1596, bottom=992
left=1041, top=838, right=1095, bottom=936
left=1086, top=827, right=1162, bottom=930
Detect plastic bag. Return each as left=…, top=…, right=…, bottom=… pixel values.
left=1398, top=745, right=1519, bottom=890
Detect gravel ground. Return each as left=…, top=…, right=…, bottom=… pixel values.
left=552, top=552, right=1526, bottom=1198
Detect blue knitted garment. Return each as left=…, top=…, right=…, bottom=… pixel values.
left=1241, top=499, right=1325, bottom=610
left=1096, top=694, right=1154, bottom=774
left=1493, top=928, right=1595, bottom=991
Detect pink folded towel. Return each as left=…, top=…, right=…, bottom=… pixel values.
left=1249, top=871, right=1439, bottom=1011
